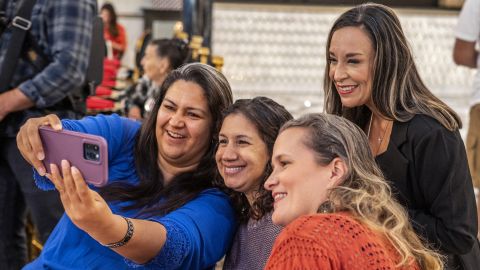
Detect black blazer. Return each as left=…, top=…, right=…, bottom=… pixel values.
left=376, top=114, right=480, bottom=270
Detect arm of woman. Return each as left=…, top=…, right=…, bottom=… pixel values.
left=111, top=24, right=127, bottom=53
left=410, top=126, right=477, bottom=254
left=49, top=159, right=236, bottom=267
left=47, top=159, right=166, bottom=264
left=16, top=113, right=140, bottom=189
left=137, top=189, right=237, bottom=268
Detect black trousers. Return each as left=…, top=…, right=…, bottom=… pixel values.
left=0, top=137, right=63, bottom=270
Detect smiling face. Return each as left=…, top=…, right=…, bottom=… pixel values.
left=216, top=113, right=270, bottom=203
left=328, top=26, right=375, bottom=109
left=156, top=80, right=212, bottom=169
left=265, top=127, right=337, bottom=226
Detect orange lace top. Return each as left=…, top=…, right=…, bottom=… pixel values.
left=265, top=212, right=420, bottom=270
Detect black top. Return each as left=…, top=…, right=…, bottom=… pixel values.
left=376, top=114, right=480, bottom=270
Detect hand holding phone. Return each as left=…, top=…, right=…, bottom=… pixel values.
left=39, top=126, right=108, bottom=187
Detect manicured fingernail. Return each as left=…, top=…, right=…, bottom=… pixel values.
left=71, top=166, right=79, bottom=174
left=54, top=124, right=62, bottom=130
left=37, top=152, right=45, bottom=160
left=61, top=159, right=68, bottom=168
left=38, top=167, right=46, bottom=176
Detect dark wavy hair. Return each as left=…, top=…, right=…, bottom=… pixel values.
left=215, top=97, right=293, bottom=222
left=150, top=38, right=189, bottom=71
left=323, top=3, right=461, bottom=131
left=101, top=63, right=233, bottom=217
left=101, top=2, right=119, bottom=37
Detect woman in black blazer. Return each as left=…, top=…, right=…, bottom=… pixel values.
left=324, top=3, right=480, bottom=269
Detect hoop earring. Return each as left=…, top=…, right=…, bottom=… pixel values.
left=318, top=200, right=335, bottom=214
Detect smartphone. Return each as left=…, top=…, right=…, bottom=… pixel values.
left=39, top=126, right=108, bottom=187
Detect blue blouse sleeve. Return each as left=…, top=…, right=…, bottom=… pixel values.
left=33, top=114, right=140, bottom=190
left=125, top=188, right=237, bottom=269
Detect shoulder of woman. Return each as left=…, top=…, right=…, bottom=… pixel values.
left=198, top=187, right=229, bottom=197
left=402, top=114, right=457, bottom=141
left=189, top=188, right=234, bottom=209
left=282, top=213, right=362, bottom=239
left=117, top=23, right=126, bottom=31
left=406, top=114, right=444, bottom=131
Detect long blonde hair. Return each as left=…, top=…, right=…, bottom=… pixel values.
left=324, top=3, right=461, bottom=131
left=281, top=113, right=443, bottom=269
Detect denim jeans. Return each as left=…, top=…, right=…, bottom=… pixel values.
left=0, top=137, right=63, bottom=270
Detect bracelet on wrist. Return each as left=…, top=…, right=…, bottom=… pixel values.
left=103, top=216, right=134, bottom=249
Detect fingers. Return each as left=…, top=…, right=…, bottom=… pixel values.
left=61, top=160, right=82, bottom=203
left=71, top=166, right=94, bottom=206
left=45, top=114, right=62, bottom=130
left=16, top=130, right=42, bottom=171
left=50, top=163, right=67, bottom=203
left=28, top=114, right=62, bottom=161
left=16, top=115, right=62, bottom=176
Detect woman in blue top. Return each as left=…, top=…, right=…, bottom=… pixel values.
left=16, top=63, right=236, bottom=269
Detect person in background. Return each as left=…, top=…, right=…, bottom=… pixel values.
left=0, top=0, right=96, bottom=268
left=100, top=2, right=126, bottom=60
left=264, top=113, right=443, bottom=269
left=16, top=63, right=236, bottom=269
left=125, top=38, right=189, bottom=120
left=324, top=3, right=480, bottom=269
left=215, top=97, right=292, bottom=269
left=453, top=0, right=480, bottom=239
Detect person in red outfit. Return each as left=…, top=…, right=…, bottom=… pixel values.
left=264, top=113, right=443, bottom=269
left=100, top=2, right=127, bottom=60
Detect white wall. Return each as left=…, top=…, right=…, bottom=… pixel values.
left=97, top=0, right=152, bottom=68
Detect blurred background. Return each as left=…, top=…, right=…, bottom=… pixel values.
left=95, top=0, right=473, bottom=137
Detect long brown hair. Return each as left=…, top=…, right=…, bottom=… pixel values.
left=324, top=3, right=461, bottom=131
left=101, top=2, right=119, bottom=37
left=281, top=113, right=444, bottom=269
left=101, top=63, right=233, bottom=216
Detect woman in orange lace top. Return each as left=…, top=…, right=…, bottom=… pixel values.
left=264, top=113, right=443, bottom=270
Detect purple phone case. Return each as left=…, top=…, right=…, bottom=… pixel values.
left=39, top=126, right=108, bottom=187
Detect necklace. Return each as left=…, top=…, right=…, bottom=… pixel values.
left=367, top=114, right=390, bottom=156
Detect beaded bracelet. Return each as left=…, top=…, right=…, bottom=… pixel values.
left=103, top=217, right=134, bottom=248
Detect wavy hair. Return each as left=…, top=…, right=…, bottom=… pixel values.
left=324, top=3, right=461, bottom=131
left=101, top=63, right=233, bottom=216
left=281, top=113, right=443, bottom=269
left=215, top=97, right=293, bottom=222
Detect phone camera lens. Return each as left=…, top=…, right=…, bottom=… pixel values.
left=84, top=143, right=100, bottom=161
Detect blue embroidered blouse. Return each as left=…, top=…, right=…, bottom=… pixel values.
left=24, top=114, right=237, bottom=269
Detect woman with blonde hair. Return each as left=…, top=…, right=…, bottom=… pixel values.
left=264, top=113, right=443, bottom=269
left=324, top=3, right=479, bottom=269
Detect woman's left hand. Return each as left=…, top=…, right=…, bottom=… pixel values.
left=48, top=159, right=114, bottom=234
